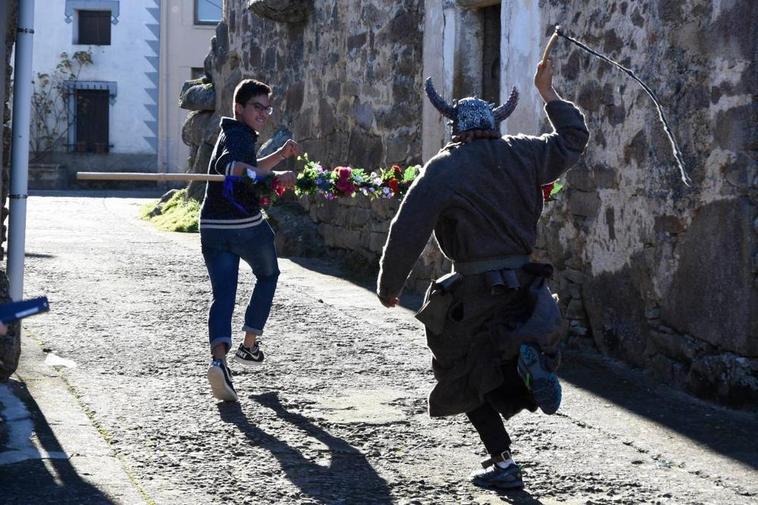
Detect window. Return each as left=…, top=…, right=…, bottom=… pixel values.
left=195, top=0, right=222, bottom=25
left=75, top=89, right=110, bottom=153
left=77, top=10, right=111, bottom=45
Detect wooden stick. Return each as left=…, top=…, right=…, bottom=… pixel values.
left=77, top=172, right=226, bottom=182
left=541, top=25, right=561, bottom=64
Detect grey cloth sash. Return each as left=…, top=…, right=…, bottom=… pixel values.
left=452, top=255, right=530, bottom=275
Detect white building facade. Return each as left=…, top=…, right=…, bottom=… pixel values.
left=30, top=0, right=219, bottom=174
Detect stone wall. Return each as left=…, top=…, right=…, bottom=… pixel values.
left=532, top=0, right=757, bottom=407
left=182, top=0, right=424, bottom=172
left=180, top=0, right=435, bottom=285
left=298, top=195, right=449, bottom=293
left=182, top=0, right=756, bottom=407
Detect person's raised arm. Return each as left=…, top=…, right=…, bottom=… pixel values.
left=523, top=59, right=589, bottom=184
left=226, top=138, right=301, bottom=187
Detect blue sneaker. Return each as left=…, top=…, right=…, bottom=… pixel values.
left=517, top=343, right=561, bottom=414
left=207, top=359, right=238, bottom=402
left=470, top=462, right=523, bottom=490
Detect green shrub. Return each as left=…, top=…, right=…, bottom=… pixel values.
left=140, top=189, right=200, bottom=232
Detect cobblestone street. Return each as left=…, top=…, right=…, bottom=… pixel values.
left=1, top=194, right=756, bottom=505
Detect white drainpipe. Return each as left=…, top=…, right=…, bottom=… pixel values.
left=7, top=0, right=35, bottom=301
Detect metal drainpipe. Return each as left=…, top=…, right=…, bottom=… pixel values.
left=7, top=0, right=35, bottom=301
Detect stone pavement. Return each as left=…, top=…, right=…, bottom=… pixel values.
left=0, top=194, right=756, bottom=504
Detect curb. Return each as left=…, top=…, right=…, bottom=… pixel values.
left=0, top=331, right=149, bottom=505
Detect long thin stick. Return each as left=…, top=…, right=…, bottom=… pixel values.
left=77, top=172, right=225, bottom=182
left=552, top=26, right=691, bottom=186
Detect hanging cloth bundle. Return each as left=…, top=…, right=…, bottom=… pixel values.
left=542, top=25, right=691, bottom=186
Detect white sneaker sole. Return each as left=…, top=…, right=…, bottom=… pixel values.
left=207, top=366, right=238, bottom=402
left=234, top=354, right=264, bottom=367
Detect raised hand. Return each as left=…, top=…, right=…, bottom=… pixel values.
left=273, top=170, right=297, bottom=188
left=534, top=59, right=560, bottom=103
left=278, top=139, right=301, bottom=160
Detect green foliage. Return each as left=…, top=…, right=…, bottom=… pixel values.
left=140, top=189, right=200, bottom=233
left=550, top=180, right=564, bottom=197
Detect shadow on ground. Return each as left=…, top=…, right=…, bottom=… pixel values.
left=287, top=256, right=424, bottom=312
left=218, top=391, right=393, bottom=504
left=290, top=257, right=758, bottom=470
left=0, top=380, right=117, bottom=505
left=497, top=489, right=549, bottom=504
left=559, top=350, right=758, bottom=469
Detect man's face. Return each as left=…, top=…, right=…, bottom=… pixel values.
left=235, top=93, right=272, bottom=131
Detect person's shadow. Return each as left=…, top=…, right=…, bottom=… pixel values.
left=496, top=489, right=548, bottom=504
left=217, top=391, right=392, bottom=504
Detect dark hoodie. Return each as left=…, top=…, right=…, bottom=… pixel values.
left=199, top=117, right=263, bottom=230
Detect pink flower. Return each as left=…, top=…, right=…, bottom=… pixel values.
left=272, top=177, right=287, bottom=197
left=259, top=196, right=271, bottom=207
left=334, top=166, right=356, bottom=196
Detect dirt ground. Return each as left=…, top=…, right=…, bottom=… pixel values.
left=12, top=194, right=758, bottom=504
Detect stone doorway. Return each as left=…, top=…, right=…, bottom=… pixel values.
left=480, top=3, right=501, bottom=105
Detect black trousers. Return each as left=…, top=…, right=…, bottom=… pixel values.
left=465, top=360, right=535, bottom=456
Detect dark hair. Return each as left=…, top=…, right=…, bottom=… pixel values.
left=233, top=79, right=271, bottom=106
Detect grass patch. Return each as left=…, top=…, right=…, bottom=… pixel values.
left=140, top=188, right=200, bottom=232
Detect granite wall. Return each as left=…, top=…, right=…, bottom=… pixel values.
left=179, top=0, right=433, bottom=281
left=533, top=0, right=756, bottom=407
left=181, top=0, right=756, bottom=407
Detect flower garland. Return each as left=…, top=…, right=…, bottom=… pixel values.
left=244, top=153, right=421, bottom=207
left=239, top=153, right=562, bottom=207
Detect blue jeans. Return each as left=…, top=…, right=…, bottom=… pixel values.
left=201, top=222, right=280, bottom=352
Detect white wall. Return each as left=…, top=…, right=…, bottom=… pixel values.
left=421, top=0, right=460, bottom=163
left=500, top=0, right=543, bottom=136
left=32, top=0, right=157, bottom=155
left=159, top=0, right=216, bottom=172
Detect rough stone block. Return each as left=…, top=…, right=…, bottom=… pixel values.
left=348, top=208, right=371, bottom=228
left=563, top=268, right=585, bottom=284
left=565, top=165, right=596, bottom=192
left=654, top=215, right=686, bottom=234
left=369, top=232, right=388, bottom=253
left=179, top=83, right=216, bottom=111
left=370, top=198, right=399, bottom=220
left=369, top=219, right=391, bottom=233
left=566, top=299, right=585, bottom=319
left=249, top=0, right=312, bottom=23
left=567, top=190, right=601, bottom=219
left=661, top=198, right=757, bottom=357
left=687, top=353, right=758, bottom=408
left=583, top=264, right=650, bottom=368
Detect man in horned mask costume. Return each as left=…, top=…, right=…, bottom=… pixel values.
left=377, top=59, right=588, bottom=489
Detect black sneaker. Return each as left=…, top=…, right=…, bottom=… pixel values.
left=517, top=343, right=562, bottom=415
left=470, top=462, right=523, bottom=490
left=207, top=359, right=238, bottom=402
left=234, top=342, right=264, bottom=367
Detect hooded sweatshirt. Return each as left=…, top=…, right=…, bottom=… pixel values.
left=199, top=117, right=263, bottom=230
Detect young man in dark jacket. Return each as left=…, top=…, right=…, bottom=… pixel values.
left=201, top=79, right=299, bottom=402
left=377, top=60, right=589, bottom=489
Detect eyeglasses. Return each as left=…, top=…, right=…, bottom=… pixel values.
left=248, top=101, right=273, bottom=115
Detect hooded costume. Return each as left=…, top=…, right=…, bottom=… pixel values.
left=377, top=78, right=589, bottom=418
